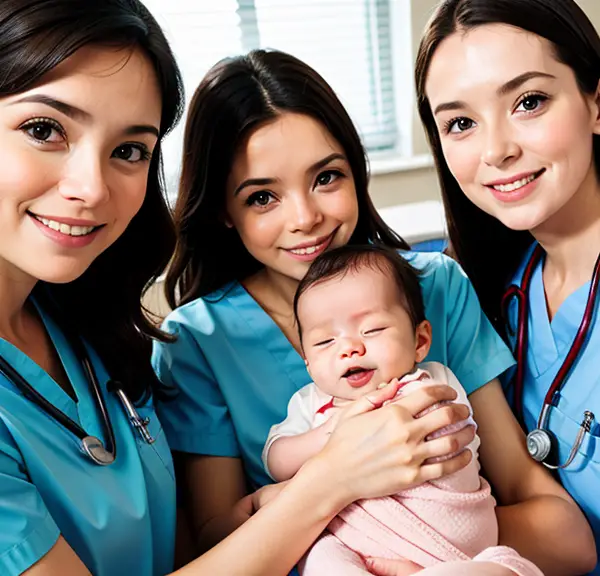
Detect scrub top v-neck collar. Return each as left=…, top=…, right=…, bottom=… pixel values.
left=0, top=303, right=108, bottom=445
left=528, top=256, right=592, bottom=378
left=227, top=281, right=309, bottom=391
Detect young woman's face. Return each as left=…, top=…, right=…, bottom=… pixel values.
left=425, top=24, right=600, bottom=232
left=0, top=45, right=162, bottom=285
left=225, top=113, right=359, bottom=283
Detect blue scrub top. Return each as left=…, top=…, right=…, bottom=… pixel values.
left=0, top=305, right=176, bottom=576
left=153, top=250, right=515, bottom=489
left=504, top=243, right=600, bottom=575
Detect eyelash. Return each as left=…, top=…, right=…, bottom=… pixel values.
left=244, top=169, right=345, bottom=208
left=19, top=117, right=151, bottom=164
left=442, top=92, right=550, bottom=135
left=20, top=117, right=66, bottom=142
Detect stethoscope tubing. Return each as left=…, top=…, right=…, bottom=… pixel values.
left=0, top=338, right=117, bottom=461
left=503, top=245, right=600, bottom=425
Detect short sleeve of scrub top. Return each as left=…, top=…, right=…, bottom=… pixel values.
left=153, top=251, right=515, bottom=489
left=0, top=421, right=60, bottom=574
left=0, top=304, right=176, bottom=576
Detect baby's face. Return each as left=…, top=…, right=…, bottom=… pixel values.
left=298, top=265, right=429, bottom=400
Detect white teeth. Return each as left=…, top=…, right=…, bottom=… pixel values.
left=492, top=172, right=538, bottom=193
left=290, top=242, right=324, bottom=256
left=36, top=216, right=96, bottom=237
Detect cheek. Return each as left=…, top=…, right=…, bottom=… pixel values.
left=441, top=139, right=481, bottom=193
left=322, top=186, right=359, bottom=228
left=235, top=210, right=283, bottom=250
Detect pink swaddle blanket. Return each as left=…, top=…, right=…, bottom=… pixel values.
left=299, top=364, right=544, bottom=576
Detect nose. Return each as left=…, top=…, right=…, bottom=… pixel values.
left=340, top=336, right=366, bottom=359
left=287, top=192, right=324, bottom=234
left=481, top=123, right=521, bottom=168
left=58, top=147, right=110, bottom=206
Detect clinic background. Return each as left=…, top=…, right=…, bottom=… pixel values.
left=143, top=0, right=600, bottom=316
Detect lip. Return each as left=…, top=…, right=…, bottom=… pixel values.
left=485, top=168, right=545, bottom=204
left=344, top=367, right=375, bottom=389
left=283, top=229, right=337, bottom=262
left=28, top=213, right=103, bottom=249
left=483, top=169, right=544, bottom=187
left=28, top=212, right=102, bottom=227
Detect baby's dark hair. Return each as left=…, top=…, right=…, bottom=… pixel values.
left=293, top=244, right=426, bottom=340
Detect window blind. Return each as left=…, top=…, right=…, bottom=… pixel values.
left=144, top=0, right=406, bottom=196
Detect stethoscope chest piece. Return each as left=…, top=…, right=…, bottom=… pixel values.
left=526, top=428, right=553, bottom=462
left=81, top=436, right=115, bottom=466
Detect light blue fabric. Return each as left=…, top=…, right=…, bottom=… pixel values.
left=154, top=250, right=515, bottom=489
left=0, top=305, right=176, bottom=576
left=504, top=243, right=600, bottom=576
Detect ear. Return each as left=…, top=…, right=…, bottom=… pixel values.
left=219, top=208, right=234, bottom=229
left=592, top=79, right=600, bottom=136
left=414, top=320, right=432, bottom=363
left=304, top=357, right=313, bottom=379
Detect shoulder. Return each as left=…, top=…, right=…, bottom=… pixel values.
left=160, top=281, right=247, bottom=337
left=401, top=250, right=468, bottom=297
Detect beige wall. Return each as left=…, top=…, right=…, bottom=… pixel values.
left=369, top=0, right=600, bottom=209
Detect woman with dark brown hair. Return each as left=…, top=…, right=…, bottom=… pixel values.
left=415, top=0, right=600, bottom=574
left=154, top=48, right=593, bottom=575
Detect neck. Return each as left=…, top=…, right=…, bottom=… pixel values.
left=0, top=266, right=37, bottom=343
left=533, top=167, right=600, bottom=285
left=243, top=267, right=300, bottom=318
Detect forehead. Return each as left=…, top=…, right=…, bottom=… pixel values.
left=16, top=45, right=162, bottom=128
left=425, top=24, right=560, bottom=102
left=299, top=263, right=400, bottom=322
left=231, top=112, right=343, bottom=178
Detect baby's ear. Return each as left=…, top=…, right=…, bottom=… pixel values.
left=414, top=320, right=433, bottom=363
left=304, top=358, right=313, bottom=378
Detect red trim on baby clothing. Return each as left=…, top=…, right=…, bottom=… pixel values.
left=316, top=398, right=335, bottom=415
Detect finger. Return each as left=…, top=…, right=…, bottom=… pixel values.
left=414, top=402, right=471, bottom=439
left=365, top=557, right=422, bottom=575
left=393, top=384, right=458, bottom=417
left=418, top=448, right=473, bottom=482
left=343, top=380, right=403, bottom=419
left=420, top=425, right=476, bottom=461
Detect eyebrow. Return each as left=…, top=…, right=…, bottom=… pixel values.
left=233, top=152, right=347, bottom=196
left=12, top=94, right=160, bottom=138
left=433, top=71, right=556, bottom=116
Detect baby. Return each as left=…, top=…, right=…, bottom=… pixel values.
left=262, top=244, right=543, bottom=576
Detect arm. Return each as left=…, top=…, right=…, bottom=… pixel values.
left=179, top=454, right=250, bottom=554
left=267, top=424, right=331, bottom=481
left=471, top=379, right=597, bottom=575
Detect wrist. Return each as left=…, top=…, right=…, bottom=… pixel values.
left=291, top=451, right=354, bottom=515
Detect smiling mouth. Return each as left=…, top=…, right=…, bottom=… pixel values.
left=343, top=367, right=369, bottom=378
left=28, top=212, right=103, bottom=237
left=487, top=168, right=545, bottom=193
left=286, top=230, right=337, bottom=256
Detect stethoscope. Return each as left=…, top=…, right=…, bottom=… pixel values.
left=502, top=244, right=600, bottom=469
left=0, top=335, right=155, bottom=466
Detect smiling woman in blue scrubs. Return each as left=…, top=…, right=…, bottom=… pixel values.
left=417, top=0, right=600, bottom=574
left=0, top=1, right=183, bottom=573
left=154, top=48, right=594, bottom=576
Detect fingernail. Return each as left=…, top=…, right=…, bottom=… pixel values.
left=377, top=382, right=388, bottom=389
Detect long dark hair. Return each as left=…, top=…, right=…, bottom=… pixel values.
left=166, top=49, right=407, bottom=309
left=415, top=0, right=600, bottom=330
left=0, top=0, right=184, bottom=402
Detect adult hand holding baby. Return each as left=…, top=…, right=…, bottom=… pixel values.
left=311, top=381, right=475, bottom=505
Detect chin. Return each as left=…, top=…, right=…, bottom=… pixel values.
left=33, top=263, right=92, bottom=285
left=489, top=208, right=549, bottom=233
